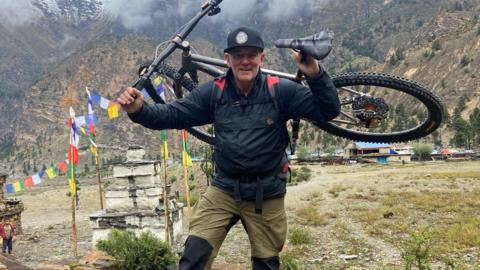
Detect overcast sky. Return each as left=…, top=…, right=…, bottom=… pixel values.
left=0, top=0, right=327, bottom=28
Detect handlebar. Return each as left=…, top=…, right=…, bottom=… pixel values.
left=133, top=0, right=223, bottom=92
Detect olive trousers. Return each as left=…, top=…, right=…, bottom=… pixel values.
left=179, top=186, right=287, bottom=270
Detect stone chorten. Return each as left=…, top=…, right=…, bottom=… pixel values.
left=0, top=172, right=25, bottom=234
left=89, top=146, right=183, bottom=245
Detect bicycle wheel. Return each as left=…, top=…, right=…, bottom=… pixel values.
left=154, top=63, right=216, bottom=145
left=317, top=72, right=444, bottom=143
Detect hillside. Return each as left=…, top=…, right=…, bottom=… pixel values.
left=2, top=0, right=480, bottom=176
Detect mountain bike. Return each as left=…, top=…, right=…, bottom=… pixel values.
left=133, top=0, right=444, bottom=150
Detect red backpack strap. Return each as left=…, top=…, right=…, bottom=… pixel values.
left=266, top=75, right=280, bottom=91
left=214, top=77, right=226, bottom=91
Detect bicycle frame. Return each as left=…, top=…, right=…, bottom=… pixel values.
left=133, top=0, right=444, bottom=145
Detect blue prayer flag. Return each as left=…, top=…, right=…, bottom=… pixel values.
left=6, top=183, right=14, bottom=193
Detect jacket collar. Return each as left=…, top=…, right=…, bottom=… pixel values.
left=225, top=69, right=264, bottom=97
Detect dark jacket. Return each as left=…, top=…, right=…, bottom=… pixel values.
left=129, top=68, right=340, bottom=201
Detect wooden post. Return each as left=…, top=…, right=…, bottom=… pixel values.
left=161, top=144, right=169, bottom=244
left=71, top=194, right=78, bottom=256
left=183, top=163, right=191, bottom=215
left=95, top=154, right=104, bottom=209
left=68, top=107, right=78, bottom=257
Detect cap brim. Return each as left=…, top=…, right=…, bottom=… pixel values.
left=224, top=45, right=264, bottom=53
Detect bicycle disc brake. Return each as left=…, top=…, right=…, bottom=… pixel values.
left=352, top=96, right=389, bottom=128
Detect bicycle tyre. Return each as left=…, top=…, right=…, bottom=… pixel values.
left=156, top=63, right=216, bottom=145
left=320, top=72, right=444, bottom=143
left=155, top=65, right=444, bottom=144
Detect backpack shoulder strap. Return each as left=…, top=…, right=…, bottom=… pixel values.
left=210, top=75, right=227, bottom=113
left=266, top=74, right=281, bottom=112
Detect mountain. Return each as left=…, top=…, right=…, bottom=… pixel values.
left=1, top=0, right=480, bottom=175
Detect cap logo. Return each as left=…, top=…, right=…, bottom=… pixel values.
left=235, top=31, right=248, bottom=44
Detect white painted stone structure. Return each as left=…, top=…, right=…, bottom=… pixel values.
left=89, top=147, right=183, bottom=245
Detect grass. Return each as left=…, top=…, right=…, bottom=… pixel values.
left=328, top=184, right=349, bottom=198
left=296, top=203, right=329, bottom=226
left=288, top=226, right=313, bottom=245
left=347, top=186, right=480, bottom=261
left=280, top=247, right=305, bottom=270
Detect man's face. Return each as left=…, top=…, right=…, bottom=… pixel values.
left=225, top=47, right=265, bottom=84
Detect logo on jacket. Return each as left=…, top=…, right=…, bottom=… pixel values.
left=266, top=117, right=274, bottom=126
left=235, top=31, right=248, bottom=44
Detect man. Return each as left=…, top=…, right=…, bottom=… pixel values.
left=0, top=219, right=14, bottom=255
left=118, top=27, right=340, bottom=269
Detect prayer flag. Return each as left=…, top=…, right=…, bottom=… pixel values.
left=68, top=107, right=78, bottom=197
left=181, top=129, right=193, bottom=166
left=86, top=88, right=98, bottom=157
left=57, top=161, right=68, bottom=173
left=13, top=181, right=22, bottom=192
left=107, top=102, right=119, bottom=119
left=100, top=97, right=110, bottom=109
left=6, top=184, right=14, bottom=193
left=160, top=130, right=168, bottom=160
left=46, top=166, right=57, bottom=179
left=68, top=144, right=79, bottom=165
left=74, top=115, right=86, bottom=127
left=32, top=173, right=42, bottom=185
left=90, top=91, right=101, bottom=104
left=25, top=176, right=33, bottom=187
left=68, top=178, right=76, bottom=197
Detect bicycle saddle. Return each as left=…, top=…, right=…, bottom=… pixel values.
left=274, top=29, right=334, bottom=61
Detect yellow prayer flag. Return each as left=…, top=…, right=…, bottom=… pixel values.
left=108, top=103, right=119, bottom=119
left=153, top=75, right=163, bottom=86
left=183, top=151, right=192, bottom=166
left=46, top=167, right=57, bottom=179
left=163, top=141, right=169, bottom=160
left=90, top=144, right=98, bottom=157
left=13, top=181, right=22, bottom=192
left=79, top=126, right=87, bottom=135
left=68, top=178, right=76, bottom=197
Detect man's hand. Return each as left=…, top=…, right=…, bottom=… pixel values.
left=117, top=87, right=144, bottom=114
left=292, top=51, right=321, bottom=78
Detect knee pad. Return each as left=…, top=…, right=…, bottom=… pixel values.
left=252, top=256, right=280, bottom=270
left=179, top=235, right=213, bottom=270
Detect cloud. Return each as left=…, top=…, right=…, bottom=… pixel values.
left=101, top=0, right=157, bottom=29
left=0, top=0, right=42, bottom=26
left=101, top=0, right=329, bottom=29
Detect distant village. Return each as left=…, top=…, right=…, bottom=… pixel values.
left=290, top=142, right=480, bottom=165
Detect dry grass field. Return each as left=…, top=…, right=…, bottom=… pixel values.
left=214, top=160, right=480, bottom=269
left=9, top=160, right=480, bottom=269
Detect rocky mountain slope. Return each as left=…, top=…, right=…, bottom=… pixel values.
left=2, top=0, right=480, bottom=175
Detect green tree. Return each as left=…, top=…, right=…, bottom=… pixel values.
left=469, top=108, right=480, bottom=148
left=450, top=117, right=473, bottom=149
left=431, top=39, right=441, bottom=51
left=413, top=143, right=433, bottom=161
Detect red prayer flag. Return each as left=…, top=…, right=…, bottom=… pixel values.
left=25, top=177, right=33, bottom=187
left=57, top=161, right=68, bottom=173
left=68, top=144, right=79, bottom=165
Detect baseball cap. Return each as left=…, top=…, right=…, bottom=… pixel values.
left=224, top=27, right=264, bottom=53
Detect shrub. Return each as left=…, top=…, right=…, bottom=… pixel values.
left=400, top=228, right=434, bottom=270
left=96, top=229, right=177, bottom=270
left=288, top=226, right=313, bottom=245
left=431, top=39, right=441, bottom=51
left=460, top=55, right=471, bottom=67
